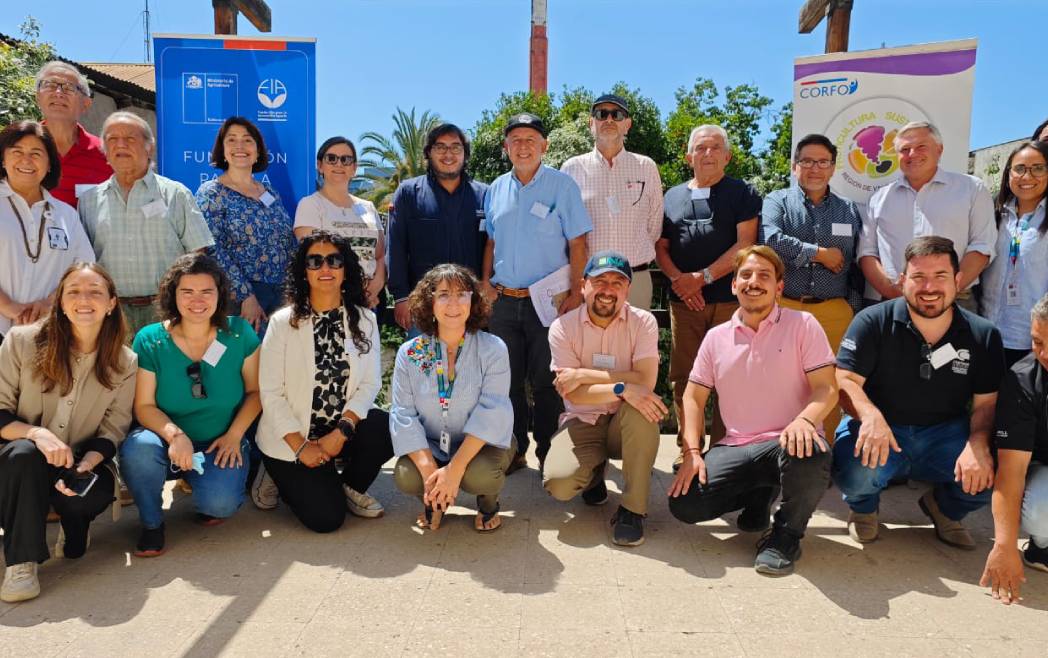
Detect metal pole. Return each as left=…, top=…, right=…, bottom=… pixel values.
left=143, top=0, right=152, bottom=63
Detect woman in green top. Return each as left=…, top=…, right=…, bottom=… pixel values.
left=120, top=253, right=262, bottom=557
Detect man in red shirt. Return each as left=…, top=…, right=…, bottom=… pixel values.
left=35, top=61, right=112, bottom=208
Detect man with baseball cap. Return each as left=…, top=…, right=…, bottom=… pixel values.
left=482, top=113, right=593, bottom=471
left=561, top=94, right=664, bottom=309
left=545, top=250, right=666, bottom=546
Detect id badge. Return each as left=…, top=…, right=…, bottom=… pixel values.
left=1007, top=283, right=1021, bottom=306
left=439, top=430, right=451, bottom=455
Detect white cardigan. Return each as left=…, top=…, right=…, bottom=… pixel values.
left=258, top=304, right=381, bottom=462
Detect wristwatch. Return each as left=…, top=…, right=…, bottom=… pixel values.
left=702, top=268, right=713, bottom=286
left=613, top=382, right=626, bottom=398
left=337, top=417, right=356, bottom=439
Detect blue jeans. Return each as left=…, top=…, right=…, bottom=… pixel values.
left=1022, top=463, right=1048, bottom=548
left=831, top=415, right=991, bottom=520
left=244, top=280, right=284, bottom=338
left=120, top=427, right=249, bottom=529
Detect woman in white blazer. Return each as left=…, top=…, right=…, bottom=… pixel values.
left=256, top=231, right=392, bottom=532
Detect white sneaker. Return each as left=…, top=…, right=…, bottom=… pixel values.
left=344, top=485, right=384, bottom=518
left=53, top=526, right=91, bottom=559
left=251, top=465, right=279, bottom=511
left=1, top=562, right=40, bottom=602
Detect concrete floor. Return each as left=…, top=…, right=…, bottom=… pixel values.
left=1, top=437, right=1046, bottom=657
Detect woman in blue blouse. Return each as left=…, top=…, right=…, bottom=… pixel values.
left=390, top=264, right=515, bottom=532
left=195, top=116, right=295, bottom=334
left=980, top=140, right=1048, bottom=367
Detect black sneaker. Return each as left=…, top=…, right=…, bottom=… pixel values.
left=582, top=478, right=608, bottom=506
left=134, top=523, right=166, bottom=558
left=611, top=505, right=645, bottom=547
left=736, top=486, right=780, bottom=533
left=1023, top=541, right=1048, bottom=573
left=754, top=527, right=802, bottom=576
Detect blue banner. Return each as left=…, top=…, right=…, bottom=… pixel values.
left=153, top=35, right=316, bottom=216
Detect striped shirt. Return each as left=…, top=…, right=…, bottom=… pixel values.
left=79, top=171, right=214, bottom=297
left=561, top=148, right=663, bottom=266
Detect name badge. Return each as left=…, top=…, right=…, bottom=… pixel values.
left=831, top=223, right=852, bottom=237
left=690, top=187, right=711, bottom=200
left=476, top=209, right=486, bottom=231
left=592, top=353, right=617, bottom=370
left=201, top=340, right=227, bottom=367
left=530, top=202, right=550, bottom=219
left=929, top=343, right=958, bottom=370
left=439, top=430, right=451, bottom=455
left=606, top=195, right=621, bottom=215
left=74, top=184, right=96, bottom=199
left=259, top=191, right=276, bottom=207
left=47, top=226, right=70, bottom=251
left=141, top=199, right=167, bottom=219
left=1007, top=283, right=1021, bottom=306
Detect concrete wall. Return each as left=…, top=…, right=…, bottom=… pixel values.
left=969, top=138, right=1025, bottom=197
left=79, top=91, right=156, bottom=140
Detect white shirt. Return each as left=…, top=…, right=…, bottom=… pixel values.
left=293, top=192, right=383, bottom=278
left=0, top=181, right=94, bottom=335
left=861, top=167, right=996, bottom=293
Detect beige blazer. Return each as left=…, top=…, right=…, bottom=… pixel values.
left=257, top=305, right=381, bottom=462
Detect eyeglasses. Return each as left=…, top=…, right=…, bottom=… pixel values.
left=592, top=109, right=628, bottom=122
left=797, top=159, right=834, bottom=170
left=919, top=343, right=932, bottom=381
left=305, top=253, right=345, bottom=270
left=186, top=362, right=207, bottom=399
left=1009, top=164, right=1048, bottom=178
left=430, top=143, right=464, bottom=156
left=37, top=79, right=84, bottom=95
left=434, top=291, right=473, bottom=305
left=322, top=153, right=356, bottom=166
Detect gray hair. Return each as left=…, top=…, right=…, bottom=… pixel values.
left=35, top=61, right=91, bottom=97
left=1032, top=293, right=1048, bottom=324
left=896, top=121, right=943, bottom=145
left=101, top=111, right=155, bottom=154
left=687, top=124, right=731, bottom=152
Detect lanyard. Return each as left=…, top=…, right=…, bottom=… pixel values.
left=1009, top=213, right=1033, bottom=266
left=8, top=196, right=50, bottom=263
left=434, top=338, right=464, bottom=418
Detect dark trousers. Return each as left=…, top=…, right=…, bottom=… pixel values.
left=668, top=439, right=831, bottom=537
left=0, top=439, right=115, bottom=565
left=262, top=410, right=393, bottom=533
left=487, top=295, right=563, bottom=462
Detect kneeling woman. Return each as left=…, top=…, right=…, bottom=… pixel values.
left=121, top=253, right=261, bottom=556
left=258, top=231, right=392, bottom=533
left=0, top=263, right=136, bottom=602
left=390, top=264, right=515, bottom=532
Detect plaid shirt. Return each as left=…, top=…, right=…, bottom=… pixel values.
left=79, top=171, right=214, bottom=297
left=561, top=148, right=663, bottom=266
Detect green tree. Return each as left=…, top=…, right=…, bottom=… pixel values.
left=358, top=107, right=440, bottom=210
left=752, top=102, right=793, bottom=195
left=0, top=18, right=54, bottom=126
left=467, top=91, right=556, bottom=183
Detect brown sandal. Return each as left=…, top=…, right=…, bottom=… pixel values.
left=474, top=504, right=502, bottom=533
left=416, top=505, right=443, bottom=530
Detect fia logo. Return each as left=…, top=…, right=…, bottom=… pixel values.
left=257, top=79, right=288, bottom=109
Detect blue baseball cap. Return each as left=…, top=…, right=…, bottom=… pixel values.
left=584, top=250, right=632, bottom=282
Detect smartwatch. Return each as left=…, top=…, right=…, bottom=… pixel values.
left=613, top=382, right=626, bottom=398
left=702, top=268, right=713, bottom=286
left=337, top=417, right=356, bottom=439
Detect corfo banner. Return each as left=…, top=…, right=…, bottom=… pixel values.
left=153, top=34, right=316, bottom=216
left=792, top=39, right=976, bottom=206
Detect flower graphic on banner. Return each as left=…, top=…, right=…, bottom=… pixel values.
left=847, top=125, right=899, bottom=179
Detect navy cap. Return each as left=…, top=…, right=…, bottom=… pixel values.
left=584, top=250, right=632, bottom=282
left=591, top=93, right=630, bottom=115
left=504, top=113, right=547, bottom=138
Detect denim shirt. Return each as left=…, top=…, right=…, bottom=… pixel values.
left=981, top=199, right=1048, bottom=350
left=389, top=331, right=513, bottom=461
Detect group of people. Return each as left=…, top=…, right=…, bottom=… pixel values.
left=0, top=61, right=1046, bottom=609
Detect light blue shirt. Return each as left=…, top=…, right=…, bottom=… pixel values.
left=484, top=164, right=592, bottom=288
left=981, top=199, right=1048, bottom=350
left=389, top=331, right=513, bottom=461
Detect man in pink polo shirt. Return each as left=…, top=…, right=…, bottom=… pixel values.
left=668, top=245, right=838, bottom=575
left=545, top=250, right=667, bottom=546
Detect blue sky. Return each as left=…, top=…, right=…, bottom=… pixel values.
left=3, top=0, right=1042, bottom=151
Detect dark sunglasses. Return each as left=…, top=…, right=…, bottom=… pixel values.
left=919, top=343, right=932, bottom=381
left=322, top=153, right=356, bottom=166
left=592, top=108, right=628, bottom=122
left=186, top=362, right=207, bottom=399
left=305, top=253, right=345, bottom=270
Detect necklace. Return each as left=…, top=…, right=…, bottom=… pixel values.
left=7, top=196, right=49, bottom=263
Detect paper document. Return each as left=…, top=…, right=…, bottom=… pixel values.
left=528, top=265, right=571, bottom=327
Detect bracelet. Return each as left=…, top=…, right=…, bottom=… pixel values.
left=683, top=447, right=702, bottom=454
left=293, top=439, right=312, bottom=462
left=798, top=416, right=817, bottom=429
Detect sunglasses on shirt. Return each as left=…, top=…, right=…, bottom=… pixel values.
left=305, top=253, right=346, bottom=270
left=919, top=343, right=932, bottom=381
left=186, top=362, right=207, bottom=399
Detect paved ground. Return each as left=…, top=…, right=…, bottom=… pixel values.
left=1, top=437, right=1046, bottom=657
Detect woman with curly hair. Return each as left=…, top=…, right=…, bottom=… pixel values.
left=0, top=262, right=135, bottom=602
left=389, top=264, right=514, bottom=532
left=120, top=253, right=261, bottom=557
left=256, top=231, right=392, bottom=532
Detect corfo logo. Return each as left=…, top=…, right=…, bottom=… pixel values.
left=185, top=75, right=203, bottom=89
left=799, top=77, right=858, bottom=99
left=257, top=79, right=288, bottom=109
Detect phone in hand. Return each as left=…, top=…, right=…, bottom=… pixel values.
left=59, top=468, right=99, bottom=497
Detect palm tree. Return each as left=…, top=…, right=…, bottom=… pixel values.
left=358, top=107, right=441, bottom=210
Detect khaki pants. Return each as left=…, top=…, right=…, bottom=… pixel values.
left=393, top=439, right=516, bottom=514
left=778, top=296, right=852, bottom=438
left=669, top=300, right=738, bottom=446
left=543, top=404, right=659, bottom=515
left=627, top=270, right=653, bottom=311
